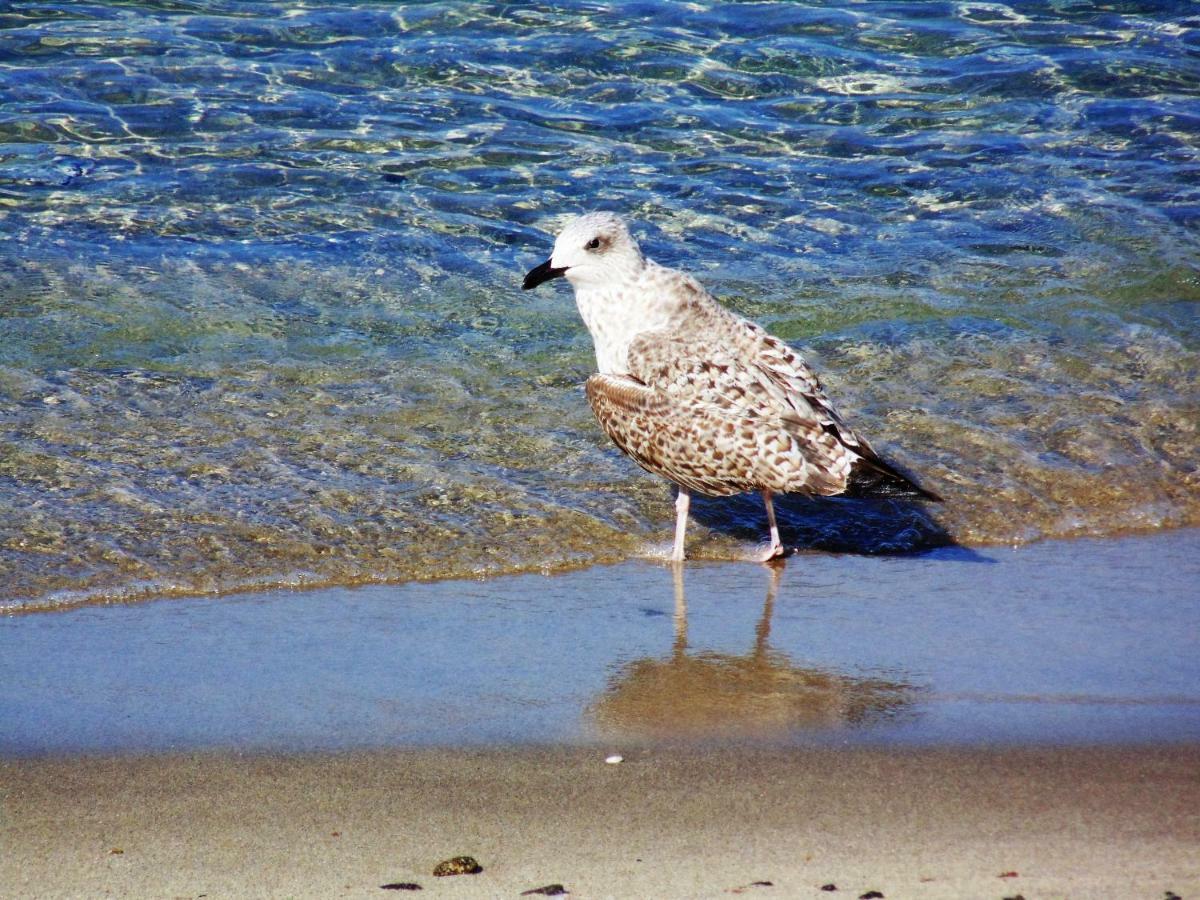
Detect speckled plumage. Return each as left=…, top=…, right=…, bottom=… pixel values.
left=523, top=212, right=938, bottom=561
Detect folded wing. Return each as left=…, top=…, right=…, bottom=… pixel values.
left=586, top=323, right=939, bottom=501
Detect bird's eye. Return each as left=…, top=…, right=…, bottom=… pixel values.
left=585, top=237, right=601, bottom=250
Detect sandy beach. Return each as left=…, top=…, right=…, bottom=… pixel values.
left=3, top=744, right=1198, bottom=899
left=3, top=532, right=1198, bottom=897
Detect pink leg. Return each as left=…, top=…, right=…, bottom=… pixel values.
left=671, top=489, right=690, bottom=562
left=758, top=490, right=785, bottom=562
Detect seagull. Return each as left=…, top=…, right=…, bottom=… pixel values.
left=523, top=212, right=940, bottom=563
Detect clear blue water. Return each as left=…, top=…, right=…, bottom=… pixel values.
left=1, top=1, right=1198, bottom=609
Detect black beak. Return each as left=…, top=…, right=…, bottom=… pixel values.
left=522, top=258, right=567, bottom=290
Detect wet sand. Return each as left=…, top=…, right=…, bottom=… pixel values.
left=2, top=744, right=1197, bottom=898
left=4, top=530, right=1200, bottom=754
left=3, top=531, right=1198, bottom=896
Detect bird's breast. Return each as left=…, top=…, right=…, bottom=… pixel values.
left=575, top=283, right=673, bottom=375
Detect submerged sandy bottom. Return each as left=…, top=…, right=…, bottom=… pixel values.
left=2, top=745, right=1198, bottom=898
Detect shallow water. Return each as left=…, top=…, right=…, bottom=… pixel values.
left=2, top=530, right=1197, bottom=753
left=1, top=2, right=1198, bottom=608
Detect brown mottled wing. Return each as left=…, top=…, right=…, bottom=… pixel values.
left=737, top=327, right=941, bottom=499
left=587, top=331, right=853, bottom=498
left=740, top=325, right=878, bottom=455
left=630, top=325, right=829, bottom=426
left=624, top=329, right=854, bottom=496
left=586, top=373, right=760, bottom=496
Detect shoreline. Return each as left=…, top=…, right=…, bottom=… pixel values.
left=5, top=522, right=1194, bottom=616
left=3, top=528, right=1198, bottom=756
left=3, top=744, right=1198, bottom=898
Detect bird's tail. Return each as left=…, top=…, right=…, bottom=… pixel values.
left=846, top=455, right=943, bottom=502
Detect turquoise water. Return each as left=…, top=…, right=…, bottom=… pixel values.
left=1, top=2, right=1198, bottom=609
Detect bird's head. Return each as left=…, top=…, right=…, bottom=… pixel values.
left=522, top=212, right=645, bottom=291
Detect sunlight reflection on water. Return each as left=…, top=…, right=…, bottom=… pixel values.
left=1, top=1, right=1197, bottom=607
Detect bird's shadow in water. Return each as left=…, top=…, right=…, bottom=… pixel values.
left=685, top=489, right=993, bottom=563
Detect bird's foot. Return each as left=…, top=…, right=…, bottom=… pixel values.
left=757, top=541, right=786, bottom=563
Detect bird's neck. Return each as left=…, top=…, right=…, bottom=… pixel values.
left=573, top=259, right=677, bottom=375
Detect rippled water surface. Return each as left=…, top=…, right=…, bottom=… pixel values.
left=2, top=1, right=1198, bottom=609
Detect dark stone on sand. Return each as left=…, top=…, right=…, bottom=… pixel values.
left=380, top=883, right=422, bottom=891
left=521, top=885, right=569, bottom=896
left=821, top=886, right=837, bottom=893
left=432, top=856, right=482, bottom=877
left=1002, top=894, right=1026, bottom=900
left=859, top=893, right=884, bottom=899
left=750, top=882, right=773, bottom=888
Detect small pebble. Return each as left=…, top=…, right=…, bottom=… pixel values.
left=859, top=893, right=884, bottom=900
left=521, top=885, right=568, bottom=896
left=820, top=887, right=837, bottom=893
left=1001, top=894, right=1025, bottom=900
left=432, top=856, right=482, bottom=877
left=998, top=871, right=1018, bottom=878
left=380, top=883, right=422, bottom=891
left=605, top=754, right=623, bottom=764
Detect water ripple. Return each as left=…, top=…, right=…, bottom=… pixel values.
left=1, top=1, right=1198, bottom=607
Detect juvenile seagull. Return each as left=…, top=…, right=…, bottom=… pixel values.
left=523, top=212, right=940, bottom=562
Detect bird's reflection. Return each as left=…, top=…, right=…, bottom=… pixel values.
left=589, top=564, right=916, bottom=740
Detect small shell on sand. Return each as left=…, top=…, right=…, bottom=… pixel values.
left=432, top=856, right=482, bottom=877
